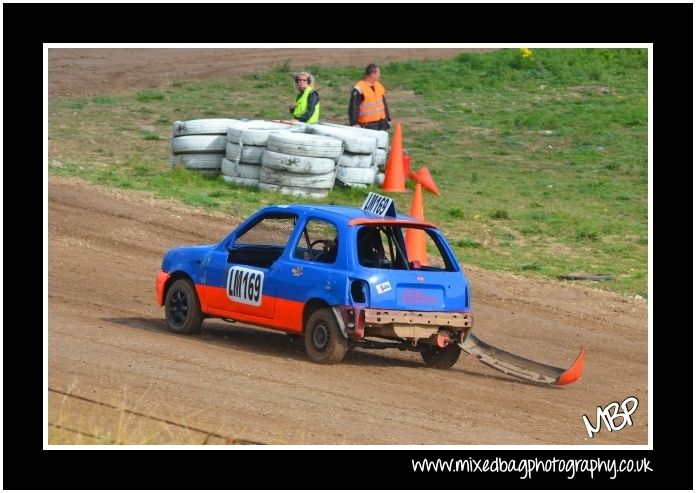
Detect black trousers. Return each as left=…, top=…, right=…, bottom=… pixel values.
left=361, top=119, right=390, bottom=131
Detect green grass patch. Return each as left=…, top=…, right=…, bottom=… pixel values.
left=454, top=239, right=482, bottom=249
left=92, top=95, right=120, bottom=105
left=490, top=209, right=510, bottom=220
left=135, top=89, right=165, bottom=102
left=446, top=208, right=465, bottom=219
left=48, top=48, right=648, bottom=296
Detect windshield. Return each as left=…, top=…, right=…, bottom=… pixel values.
left=356, top=225, right=455, bottom=271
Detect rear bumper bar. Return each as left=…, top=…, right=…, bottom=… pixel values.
left=334, top=306, right=471, bottom=343
left=363, top=309, right=472, bottom=328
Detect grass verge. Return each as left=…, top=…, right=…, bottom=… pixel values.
left=49, top=48, right=648, bottom=297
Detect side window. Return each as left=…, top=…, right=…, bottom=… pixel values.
left=228, top=213, right=297, bottom=269
left=293, top=219, right=339, bottom=264
left=236, top=214, right=297, bottom=246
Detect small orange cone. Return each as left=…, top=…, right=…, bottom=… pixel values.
left=405, top=183, right=428, bottom=265
left=382, top=122, right=406, bottom=192
left=408, top=167, right=440, bottom=196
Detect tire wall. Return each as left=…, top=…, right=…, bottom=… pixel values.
left=171, top=119, right=231, bottom=174
left=170, top=119, right=386, bottom=193
left=309, top=121, right=390, bottom=188
left=259, top=132, right=344, bottom=198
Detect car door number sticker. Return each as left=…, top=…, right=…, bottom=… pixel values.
left=227, top=266, right=264, bottom=306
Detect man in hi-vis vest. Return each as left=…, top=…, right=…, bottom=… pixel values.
left=348, top=64, right=391, bottom=131
left=290, top=71, right=320, bottom=124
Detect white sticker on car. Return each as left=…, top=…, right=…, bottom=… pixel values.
left=227, top=266, right=264, bottom=306
left=376, top=281, right=392, bottom=294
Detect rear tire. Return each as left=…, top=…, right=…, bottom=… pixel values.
left=304, top=308, right=348, bottom=364
left=421, top=344, right=461, bottom=369
left=165, top=279, right=204, bottom=334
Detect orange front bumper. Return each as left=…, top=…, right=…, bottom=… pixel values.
left=155, top=271, right=171, bottom=306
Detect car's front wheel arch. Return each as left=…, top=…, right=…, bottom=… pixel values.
left=163, top=271, right=195, bottom=300
left=164, top=277, right=204, bottom=335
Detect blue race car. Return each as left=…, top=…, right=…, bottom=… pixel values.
left=156, top=193, right=584, bottom=384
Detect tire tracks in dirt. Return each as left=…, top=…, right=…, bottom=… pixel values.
left=48, top=176, right=648, bottom=445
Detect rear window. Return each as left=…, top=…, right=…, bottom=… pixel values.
left=356, top=225, right=455, bottom=271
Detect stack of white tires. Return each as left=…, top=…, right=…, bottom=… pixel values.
left=260, top=132, right=343, bottom=198
left=309, top=122, right=389, bottom=188
left=221, top=120, right=296, bottom=188
left=170, top=119, right=240, bottom=175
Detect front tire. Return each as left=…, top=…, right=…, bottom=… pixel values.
left=304, top=308, right=348, bottom=364
left=165, top=279, right=204, bottom=334
left=421, top=344, right=461, bottom=369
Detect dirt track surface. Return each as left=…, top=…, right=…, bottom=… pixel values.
left=48, top=48, right=648, bottom=445
left=48, top=176, right=648, bottom=445
left=48, top=48, right=486, bottom=98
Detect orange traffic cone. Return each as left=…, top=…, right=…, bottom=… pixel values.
left=405, top=183, right=428, bottom=265
left=402, top=150, right=411, bottom=177
left=408, top=166, right=440, bottom=196
left=382, top=122, right=406, bottom=192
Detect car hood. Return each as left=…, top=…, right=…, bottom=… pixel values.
left=162, top=244, right=215, bottom=271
